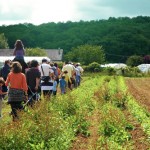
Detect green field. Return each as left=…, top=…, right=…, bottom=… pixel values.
left=0, top=75, right=150, bottom=150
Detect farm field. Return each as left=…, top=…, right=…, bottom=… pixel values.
left=0, top=75, right=150, bottom=150
left=126, top=78, right=150, bottom=112
left=72, top=76, right=150, bottom=150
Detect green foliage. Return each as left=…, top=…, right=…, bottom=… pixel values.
left=98, top=104, right=131, bottom=146
left=126, top=55, right=143, bottom=67
left=56, top=62, right=63, bottom=69
left=84, top=62, right=101, bottom=72
left=123, top=66, right=143, bottom=77
left=0, top=33, right=9, bottom=48
left=1, top=75, right=150, bottom=149
left=117, top=76, right=150, bottom=138
left=101, top=67, right=116, bottom=75
left=65, top=44, right=105, bottom=65
left=0, top=75, right=105, bottom=149
left=26, top=47, right=47, bottom=56
left=1, top=17, right=150, bottom=63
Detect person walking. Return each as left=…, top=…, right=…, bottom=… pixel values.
left=62, top=61, right=74, bottom=90
left=39, top=58, right=54, bottom=97
left=52, top=77, right=57, bottom=96
left=26, top=60, right=41, bottom=106
left=5, top=61, right=28, bottom=121
left=59, top=75, right=66, bottom=94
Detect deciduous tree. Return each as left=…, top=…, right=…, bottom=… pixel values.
left=0, top=33, right=9, bottom=48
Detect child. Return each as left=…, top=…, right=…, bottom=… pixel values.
left=59, top=75, right=66, bottom=94
left=75, top=66, right=81, bottom=87
left=52, top=77, right=57, bottom=96
left=0, top=77, right=7, bottom=118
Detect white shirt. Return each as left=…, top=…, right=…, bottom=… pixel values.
left=77, top=66, right=84, bottom=73
left=75, top=68, right=80, bottom=76
left=39, top=63, right=54, bottom=76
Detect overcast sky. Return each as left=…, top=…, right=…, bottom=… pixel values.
left=0, top=0, right=150, bottom=26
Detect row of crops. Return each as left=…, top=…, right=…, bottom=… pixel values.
left=95, top=76, right=150, bottom=149
left=0, top=75, right=150, bottom=149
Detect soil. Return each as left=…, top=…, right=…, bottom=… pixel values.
left=123, top=110, right=150, bottom=150
left=71, top=78, right=150, bottom=150
left=125, top=78, right=150, bottom=112
left=71, top=110, right=100, bottom=150
left=125, top=78, right=150, bottom=149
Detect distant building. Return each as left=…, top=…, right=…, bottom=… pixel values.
left=0, top=49, right=13, bottom=56
left=45, top=49, right=63, bottom=61
left=0, top=49, right=63, bottom=61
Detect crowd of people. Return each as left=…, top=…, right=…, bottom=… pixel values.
left=0, top=39, right=84, bottom=121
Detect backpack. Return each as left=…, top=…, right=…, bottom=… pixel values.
left=52, top=66, right=58, bottom=77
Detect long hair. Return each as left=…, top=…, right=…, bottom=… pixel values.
left=14, top=40, right=24, bottom=50
left=11, top=61, right=22, bottom=73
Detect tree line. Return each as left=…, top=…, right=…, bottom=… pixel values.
left=0, top=16, right=150, bottom=63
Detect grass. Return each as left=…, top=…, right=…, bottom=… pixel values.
left=0, top=100, right=12, bottom=124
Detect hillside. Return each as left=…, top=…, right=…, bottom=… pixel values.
left=0, top=16, right=150, bottom=63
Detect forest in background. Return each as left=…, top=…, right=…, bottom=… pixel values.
left=0, top=16, right=150, bottom=63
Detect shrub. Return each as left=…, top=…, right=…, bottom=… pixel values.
left=126, top=55, right=143, bottom=67
left=84, top=62, right=101, bottom=72
left=101, top=67, right=116, bottom=75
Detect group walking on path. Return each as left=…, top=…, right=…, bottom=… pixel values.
left=0, top=39, right=84, bottom=121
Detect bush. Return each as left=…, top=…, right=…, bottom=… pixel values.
left=101, top=67, right=116, bottom=75
left=123, top=67, right=143, bottom=77
left=126, top=55, right=143, bottom=67
left=84, top=62, right=101, bottom=72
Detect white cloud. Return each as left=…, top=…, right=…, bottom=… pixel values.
left=0, top=0, right=150, bottom=25
left=0, top=0, right=78, bottom=25
left=30, top=0, right=77, bottom=24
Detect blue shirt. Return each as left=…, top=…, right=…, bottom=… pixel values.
left=59, top=79, right=66, bottom=88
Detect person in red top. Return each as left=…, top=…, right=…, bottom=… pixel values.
left=5, top=61, right=28, bottom=121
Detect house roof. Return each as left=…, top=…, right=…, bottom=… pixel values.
left=0, top=49, right=13, bottom=56
left=45, top=49, right=63, bottom=61
left=0, top=49, right=63, bottom=61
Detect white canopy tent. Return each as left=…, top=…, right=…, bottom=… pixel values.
left=0, top=56, right=51, bottom=67
left=137, top=64, right=150, bottom=73
left=100, top=63, right=127, bottom=69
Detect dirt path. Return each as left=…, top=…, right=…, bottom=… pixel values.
left=125, top=78, right=150, bottom=112
left=71, top=109, right=100, bottom=150
left=123, top=110, right=150, bottom=149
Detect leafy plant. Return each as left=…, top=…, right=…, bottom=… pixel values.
left=98, top=104, right=131, bottom=146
